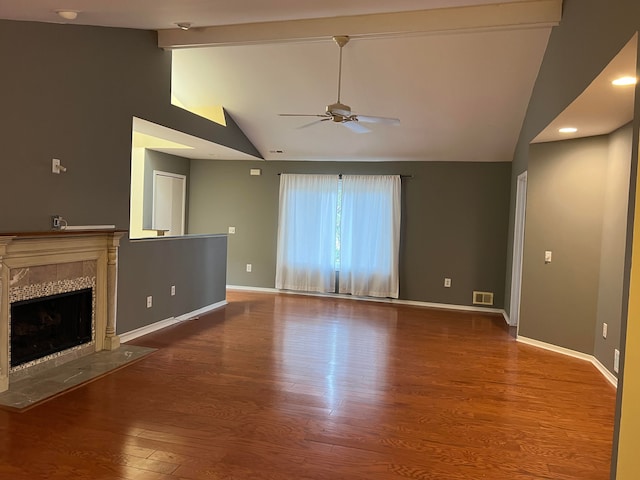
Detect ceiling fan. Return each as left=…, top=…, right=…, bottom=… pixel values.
left=279, top=35, right=400, bottom=134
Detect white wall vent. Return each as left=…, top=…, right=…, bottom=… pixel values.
left=472, top=291, right=494, bottom=306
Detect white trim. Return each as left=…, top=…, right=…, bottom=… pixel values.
left=502, top=311, right=511, bottom=325
left=391, top=298, right=503, bottom=315
left=509, top=171, right=527, bottom=329
left=592, top=357, right=618, bottom=388
left=517, top=335, right=618, bottom=388
left=517, top=335, right=593, bottom=361
left=174, top=301, right=228, bottom=322
left=227, top=285, right=279, bottom=293
left=226, top=285, right=506, bottom=315
left=120, top=300, right=227, bottom=343
left=159, top=1, right=562, bottom=49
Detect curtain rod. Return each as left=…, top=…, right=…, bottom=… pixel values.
left=277, top=173, right=413, bottom=178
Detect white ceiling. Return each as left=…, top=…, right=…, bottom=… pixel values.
left=0, top=0, right=574, bottom=162
left=171, top=28, right=551, bottom=162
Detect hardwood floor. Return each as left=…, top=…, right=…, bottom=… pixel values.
left=0, top=291, right=616, bottom=479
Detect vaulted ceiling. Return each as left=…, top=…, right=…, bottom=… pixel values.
left=1, top=1, right=569, bottom=162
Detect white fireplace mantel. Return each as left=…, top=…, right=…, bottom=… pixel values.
left=0, top=230, right=125, bottom=393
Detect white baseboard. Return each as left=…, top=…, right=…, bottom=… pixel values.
left=173, top=301, right=227, bottom=322
left=517, top=335, right=618, bottom=388
left=226, top=285, right=507, bottom=316
left=120, top=300, right=227, bottom=343
left=227, top=285, right=279, bottom=293
left=391, top=298, right=505, bottom=315
left=591, top=357, right=618, bottom=387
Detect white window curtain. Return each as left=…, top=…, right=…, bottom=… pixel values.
left=275, top=174, right=339, bottom=293
left=339, top=175, right=401, bottom=298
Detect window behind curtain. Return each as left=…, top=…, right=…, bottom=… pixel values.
left=339, top=175, right=400, bottom=298
left=275, top=174, right=339, bottom=293
left=275, top=173, right=400, bottom=298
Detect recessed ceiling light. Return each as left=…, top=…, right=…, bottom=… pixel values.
left=56, top=10, right=79, bottom=20
left=559, top=127, right=578, bottom=133
left=612, top=76, right=638, bottom=86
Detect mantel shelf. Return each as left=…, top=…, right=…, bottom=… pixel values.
left=0, top=230, right=127, bottom=238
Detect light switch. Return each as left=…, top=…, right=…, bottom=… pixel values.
left=544, top=250, right=552, bottom=264
left=228, top=226, right=236, bottom=234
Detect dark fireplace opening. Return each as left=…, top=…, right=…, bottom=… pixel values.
left=10, top=288, right=93, bottom=368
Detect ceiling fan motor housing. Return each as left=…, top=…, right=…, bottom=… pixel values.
left=327, top=102, right=351, bottom=118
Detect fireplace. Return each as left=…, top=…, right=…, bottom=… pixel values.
left=0, top=231, right=124, bottom=392
left=11, top=288, right=93, bottom=368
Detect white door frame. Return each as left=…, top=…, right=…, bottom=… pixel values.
left=509, top=171, right=527, bottom=330
left=152, top=170, right=186, bottom=235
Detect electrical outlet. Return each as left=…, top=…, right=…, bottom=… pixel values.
left=444, top=278, right=451, bottom=288
left=146, top=296, right=152, bottom=308
left=614, top=349, right=620, bottom=373
left=51, top=215, right=62, bottom=229
left=171, top=285, right=176, bottom=296
left=602, top=323, right=608, bottom=339
left=246, top=263, right=252, bottom=273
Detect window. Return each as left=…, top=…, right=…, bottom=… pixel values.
left=275, top=174, right=400, bottom=298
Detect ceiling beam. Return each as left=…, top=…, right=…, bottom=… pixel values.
left=158, top=0, right=562, bottom=49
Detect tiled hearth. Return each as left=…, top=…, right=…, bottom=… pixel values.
left=0, top=231, right=124, bottom=393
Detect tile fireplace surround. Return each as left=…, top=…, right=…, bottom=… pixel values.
left=0, top=231, right=124, bottom=393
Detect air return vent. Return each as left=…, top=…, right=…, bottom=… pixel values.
left=472, top=291, right=494, bottom=306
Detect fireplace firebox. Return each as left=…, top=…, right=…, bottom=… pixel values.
left=10, top=288, right=93, bottom=368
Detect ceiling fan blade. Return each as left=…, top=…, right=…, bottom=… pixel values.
left=297, top=118, right=330, bottom=129
left=279, top=113, right=328, bottom=117
left=342, top=121, right=371, bottom=134
left=355, top=115, right=401, bottom=125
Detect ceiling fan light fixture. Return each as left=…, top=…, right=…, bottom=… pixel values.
left=612, top=76, right=638, bottom=86
left=56, top=10, right=78, bottom=20
left=175, top=22, right=192, bottom=31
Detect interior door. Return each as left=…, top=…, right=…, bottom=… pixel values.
left=152, top=170, right=186, bottom=236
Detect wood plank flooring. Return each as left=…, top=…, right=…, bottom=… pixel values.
left=0, top=291, right=616, bottom=479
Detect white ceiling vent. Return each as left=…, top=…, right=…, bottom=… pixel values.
left=472, top=291, right=494, bottom=306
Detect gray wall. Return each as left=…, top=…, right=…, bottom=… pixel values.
left=505, top=0, right=640, bottom=318
left=143, top=150, right=191, bottom=230
left=507, top=2, right=640, bottom=469
left=520, top=135, right=612, bottom=353
left=0, top=20, right=256, bottom=333
left=595, top=124, right=632, bottom=373
left=117, top=235, right=227, bottom=333
left=188, top=160, right=511, bottom=308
